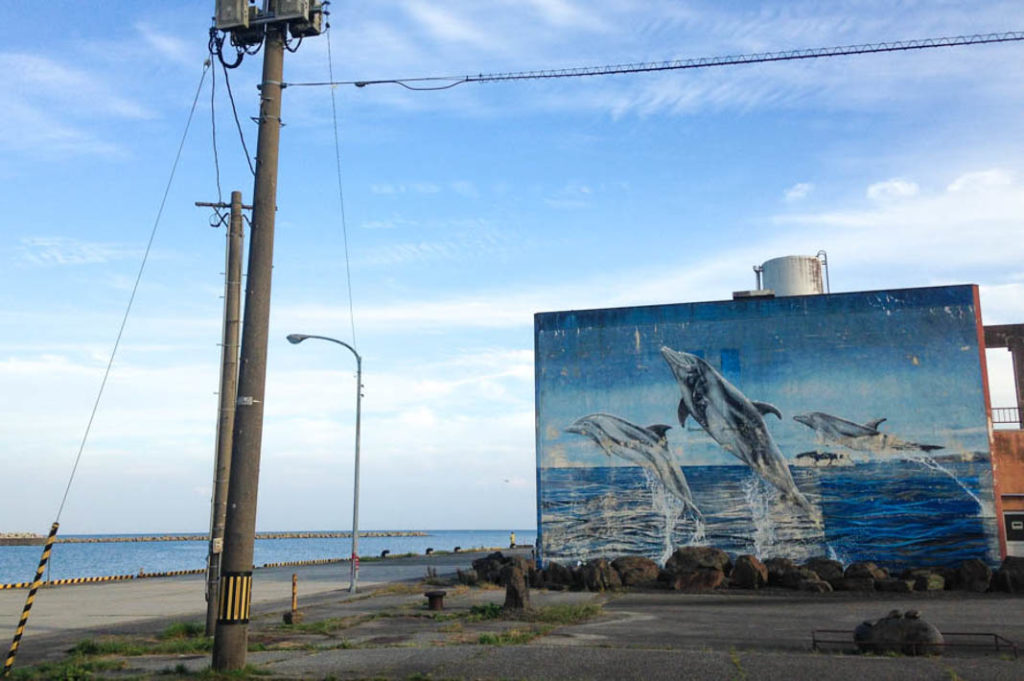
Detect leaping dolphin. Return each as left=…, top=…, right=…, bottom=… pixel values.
left=659, top=346, right=821, bottom=525
left=566, top=413, right=702, bottom=520
left=792, top=412, right=944, bottom=453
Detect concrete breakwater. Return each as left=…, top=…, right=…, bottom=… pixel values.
left=48, top=531, right=428, bottom=544
left=0, top=533, right=46, bottom=546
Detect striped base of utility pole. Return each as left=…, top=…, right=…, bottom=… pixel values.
left=4, top=522, right=59, bottom=677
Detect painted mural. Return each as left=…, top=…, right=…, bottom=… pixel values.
left=534, top=285, right=999, bottom=570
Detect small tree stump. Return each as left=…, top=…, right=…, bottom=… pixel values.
left=502, top=563, right=530, bottom=610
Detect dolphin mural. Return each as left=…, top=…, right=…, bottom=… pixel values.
left=659, top=346, right=821, bottom=524
left=792, top=412, right=944, bottom=454
left=566, top=413, right=702, bottom=520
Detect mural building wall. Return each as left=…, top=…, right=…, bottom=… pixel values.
left=534, top=285, right=999, bottom=570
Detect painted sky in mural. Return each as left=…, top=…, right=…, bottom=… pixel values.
left=535, top=285, right=998, bottom=568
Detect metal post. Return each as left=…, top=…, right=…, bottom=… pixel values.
left=212, top=24, right=285, bottom=672
left=204, top=191, right=245, bottom=636
left=285, top=334, right=363, bottom=592
left=350, top=354, right=362, bottom=593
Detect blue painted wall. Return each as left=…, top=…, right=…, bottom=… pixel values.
left=534, top=285, right=998, bottom=569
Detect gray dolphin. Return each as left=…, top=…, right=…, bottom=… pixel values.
left=566, top=413, right=702, bottom=520
left=793, top=412, right=944, bottom=453
left=660, top=346, right=821, bottom=525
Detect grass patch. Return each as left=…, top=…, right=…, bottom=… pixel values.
left=71, top=634, right=213, bottom=657
left=526, top=603, right=601, bottom=625
left=10, top=656, right=125, bottom=681
left=160, top=622, right=205, bottom=640
left=467, top=603, right=504, bottom=620
left=284, top=614, right=374, bottom=636
left=477, top=627, right=546, bottom=645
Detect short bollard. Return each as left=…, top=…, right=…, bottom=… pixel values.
left=283, top=573, right=304, bottom=624
left=424, top=590, right=447, bottom=611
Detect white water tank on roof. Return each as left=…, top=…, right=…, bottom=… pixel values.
left=760, top=255, right=824, bottom=296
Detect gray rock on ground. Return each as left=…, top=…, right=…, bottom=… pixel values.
left=854, top=609, right=944, bottom=656
left=730, top=555, right=768, bottom=589
left=611, top=556, right=660, bottom=587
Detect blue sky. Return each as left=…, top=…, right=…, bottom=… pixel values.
left=1, top=1, right=1023, bottom=533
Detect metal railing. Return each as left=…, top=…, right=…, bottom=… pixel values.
left=992, top=407, right=1022, bottom=427
left=812, top=629, right=1019, bottom=658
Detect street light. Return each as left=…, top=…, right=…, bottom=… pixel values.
left=286, top=333, right=363, bottom=593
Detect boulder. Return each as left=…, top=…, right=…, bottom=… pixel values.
left=580, top=558, right=622, bottom=592
left=803, top=557, right=844, bottom=584
left=669, top=568, right=725, bottom=592
left=456, top=568, right=479, bottom=586
left=611, top=556, right=660, bottom=587
left=502, top=563, right=530, bottom=610
left=797, top=578, right=833, bottom=593
left=543, top=561, right=575, bottom=588
left=835, top=577, right=877, bottom=592
left=763, top=557, right=797, bottom=587
left=780, top=567, right=820, bottom=590
left=844, top=561, right=887, bottom=581
left=956, top=558, right=991, bottom=593
left=854, top=610, right=944, bottom=656
left=664, top=546, right=732, bottom=576
left=472, top=552, right=508, bottom=584
left=876, top=578, right=915, bottom=593
left=730, top=555, right=768, bottom=589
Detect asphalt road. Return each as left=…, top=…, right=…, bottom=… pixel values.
left=4, top=551, right=1024, bottom=680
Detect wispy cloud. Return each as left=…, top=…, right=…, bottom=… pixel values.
left=785, top=182, right=814, bottom=202
left=18, top=237, right=140, bottom=266
left=866, top=178, right=919, bottom=201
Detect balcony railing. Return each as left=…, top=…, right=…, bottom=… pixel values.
left=992, top=406, right=1022, bottom=427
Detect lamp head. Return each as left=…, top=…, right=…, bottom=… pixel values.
left=286, top=334, right=309, bottom=344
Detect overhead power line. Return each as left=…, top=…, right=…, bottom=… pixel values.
left=282, top=31, right=1024, bottom=90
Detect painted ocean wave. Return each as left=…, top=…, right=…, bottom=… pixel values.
left=539, top=460, right=999, bottom=571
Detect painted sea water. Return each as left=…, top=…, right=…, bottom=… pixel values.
left=0, top=529, right=535, bottom=585
left=539, top=460, right=999, bottom=571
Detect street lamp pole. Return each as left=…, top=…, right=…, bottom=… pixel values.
left=286, top=333, right=362, bottom=592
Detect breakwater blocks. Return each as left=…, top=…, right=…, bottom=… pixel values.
left=48, top=531, right=428, bottom=544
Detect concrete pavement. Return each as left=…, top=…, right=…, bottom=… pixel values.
left=3, top=550, right=1024, bottom=680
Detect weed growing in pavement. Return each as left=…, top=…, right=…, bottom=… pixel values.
left=159, top=622, right=205, bottom=640
left=729, top=647, right=748, bottom=681
left=477, top=627, right=547, bottom=645
left=10, top=656, right=125, bottom=681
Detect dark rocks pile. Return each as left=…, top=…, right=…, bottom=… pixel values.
left=460, top=549, right=1024, bottom=595
left=854, top=609, right=944, bottom=656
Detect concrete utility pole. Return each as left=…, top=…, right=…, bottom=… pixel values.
left=210, top=0, right=323, bottom=668
left=195, top=191, right=247, bottom=637
left=212, top=25, right=286, bottom=672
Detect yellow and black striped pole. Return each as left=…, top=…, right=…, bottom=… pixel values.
left=4, top=522, right=59, bottom=677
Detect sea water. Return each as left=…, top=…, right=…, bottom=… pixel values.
left=0, top=529, right=534, bottom=585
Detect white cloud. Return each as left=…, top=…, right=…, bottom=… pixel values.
left=948, top=169, right=1014, bottom=193
left=785, top=182, right=813, bottom=202
left=866, top=178, right=919, bottom=201
left=18, top=237, right=139, bottom=266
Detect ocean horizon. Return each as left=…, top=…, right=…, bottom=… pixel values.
left=0, top=528, right=536, bottom=585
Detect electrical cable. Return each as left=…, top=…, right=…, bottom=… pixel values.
left=282, top=30, right=1024, bottom=90
left=54, top=59, right=212, bottom=523
left=211, top=57, right=223, bottom=203
left=325, top=19, right=359, bottom=350
left=221, top=61, right=256, bottom=176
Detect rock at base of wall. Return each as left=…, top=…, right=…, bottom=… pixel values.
left=764, top=557, right=797, bottom=586
left=780, top=567, right=820, bottom=590
left=543, top=561, right=575, bottom=589
left=668, top=568, right=725, bottom=592
left=876, top=578, right=915, bottom=593
left=664, top=546, right=732, bottom=576
left=844, top=561, right=887, bottom=581
left=991, top=556, right=1024, bottom=593
left=797, top=578, right=833, bottom=593
left=956, top=559, right=991, bottom=593
left=611, top=556, right=660, bottom=587
left=836, top=577, right=878, bottom=592
left=730, top=555, right=768, bottom=589
left=803, top=557, right=844, bottom=583
left=581, top=558, right=622, bottom=592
